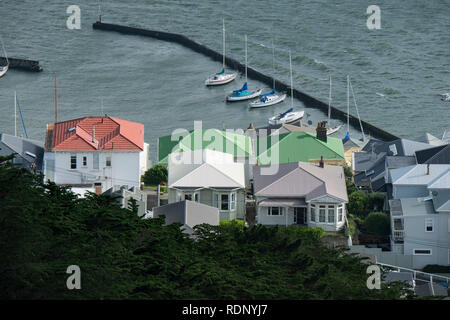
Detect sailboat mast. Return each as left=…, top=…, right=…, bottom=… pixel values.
left=349, top=78, right=366, bottom=141
left=245, top=35, right=248, bottom=83
left=54, top=72, right=58, bottom=124
left=328, top=75, right=332, bottom=121
left=14, top=91, right=17, bottom=136
left=272, top=39, right=275, bottom=90
left=347, top=75, right=350, bottom=135
left=289, top=51, right=293, bottom=109
left=222, top=19, right=225, bottom=70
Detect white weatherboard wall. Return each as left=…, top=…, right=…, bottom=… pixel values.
left=44, top=147, right=149, bottom=190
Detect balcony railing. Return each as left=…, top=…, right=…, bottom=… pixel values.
left=392, top=230, right=404, bottom=243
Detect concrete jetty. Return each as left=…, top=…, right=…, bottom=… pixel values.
left=0, top=57, right=43, bottom=72
left=92, top=21, right=399, bottom=141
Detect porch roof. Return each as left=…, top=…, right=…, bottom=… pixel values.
left=258, top=198, right=306, bottom=207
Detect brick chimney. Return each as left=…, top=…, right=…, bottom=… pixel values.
left=319, top=156, right=325, bottom=168
left=316, top=121, right=328, bottom=143
left=94, top=182, right=102, bottom=195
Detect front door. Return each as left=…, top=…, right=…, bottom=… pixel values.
left=294, top=207, right=307, bottom=225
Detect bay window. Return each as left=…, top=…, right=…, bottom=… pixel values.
left=310, top=204, right=316, bottom=222
left=319, top=206, right=326, bottom=223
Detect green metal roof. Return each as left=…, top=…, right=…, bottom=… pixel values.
left=257, top=131, right=345, bottom=165
left=158, top=129, right=252, bottom=163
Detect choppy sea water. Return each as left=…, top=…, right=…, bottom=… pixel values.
left=0, top=0, right=449, bottom=163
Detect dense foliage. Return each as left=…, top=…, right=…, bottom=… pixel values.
left=363, top=212, right=391, bottom=236
left=142, top=164, right=168, bottom=185
left=0, top=155, right=413, bottom=300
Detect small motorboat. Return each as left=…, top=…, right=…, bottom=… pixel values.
left=249, top=89, right=287, bottom=108
left=205, top=69, right=237, bottom=86
left=440, top=93, right=450, bottom=102
left=227, top=82, right=262, bottom=102
left=268, top=108, right=305, bottom=125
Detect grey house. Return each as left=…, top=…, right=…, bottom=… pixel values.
left=253, top=161, right=348, bottom=232
left=389, top=164, right=450, bottom=269
left=103, top=185, right=147, bottom=217
left=416, top=144, right=450, bottom=165
left=168, top=150, right=246, bottom=221
left=0, top=133, right=44, bottom=172
left=153, top=200, right=219, bottom=234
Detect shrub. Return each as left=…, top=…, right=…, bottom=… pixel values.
left=219, top=219, right=244, bottom=230
left=347, top=190, right=367, bottom=217
left=363, top=212, right=390, bottom=236
left=143, top=164, right=167, bottom=185
left=366, top=193, right=386, bottom=212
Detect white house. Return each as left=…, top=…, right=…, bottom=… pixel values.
left=253, top=161, right=348, bottom=232
left=389, top=164, right=450, bottom=269
left=168, top=149, right=246, bottom=221
left=43, top=116, right=149, bottom=193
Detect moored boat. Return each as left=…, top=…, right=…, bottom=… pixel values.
left=268, top=108, right=305, bottom=125
left=249, top=41, right=286, bottom=108
left=205, top=19, right=237, bottom=86
left=226, top=35, right=261, bottom=102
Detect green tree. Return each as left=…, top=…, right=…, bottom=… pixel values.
left=0, top=154, right=415, bottom=300
left=347, top=190, right=367, bottom=217
left=142, top=164, right=167, bottom=185
left=363, top=212, right=390, bottom=236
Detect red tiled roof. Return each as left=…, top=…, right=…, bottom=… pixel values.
left=46, top=116, right=144, bottom=151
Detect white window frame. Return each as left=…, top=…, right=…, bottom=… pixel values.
left=425, top=218, right=434, bottom=233
left=310, top=204, right=316, bottom=222
left=319, top=206, right=326, bottom=223
left=338, top=205, right=343, bottom=222
left=268, top=207, right=284, bottom=216
left=184, top=192, right=200, bottom=203
left=413, top=249, right=432, bottom=256
left=82, top=155, right=88, bottom=167
left=327, top=206, right=335, bottom=224
left=213, top=192, right=235, bottom=212
left=105, top=156, right=112, bottom=167
left=230, top=192, right=236, bottom=211
left=70, top=155, right=77, bottom=169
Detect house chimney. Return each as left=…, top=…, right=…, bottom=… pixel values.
left=92, top=126, right=95, bottom=143
left=94, top=182, right=102, bottom=195
left=316, top=121, right=327, bottom=143
left=319, top=156, right=324, bottom=168
left=426, top=163, right=430, bottom=175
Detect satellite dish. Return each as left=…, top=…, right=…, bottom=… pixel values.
left=307, top=120, right=313, bottom=125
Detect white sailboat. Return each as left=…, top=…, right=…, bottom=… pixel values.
left=325, top=75, right=343, bottom=135
left=205, top=19, right=237, bottom=86
left=249, top=41, right=286, bottom=108
left=343, top=75, right=366, bottom=142
left=226, top=35, right=262, bottom=102
left=0, top=36, right=9, bottom=78
left=268, top=51, right=304, bottom=125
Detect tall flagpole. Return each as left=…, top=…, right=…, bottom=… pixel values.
left=347, top=75, right=350, bottom=136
